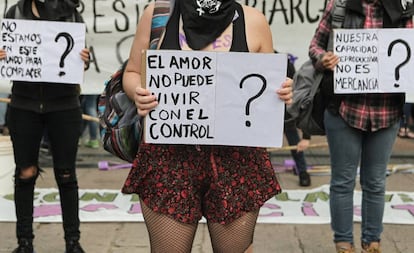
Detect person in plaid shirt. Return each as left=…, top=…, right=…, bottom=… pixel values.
left=309, top=0, right=414, bottom=252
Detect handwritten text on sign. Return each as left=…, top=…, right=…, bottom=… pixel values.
left=334, top=28, right=414, bottom=94
left=0, top=19, right=85, bottom=84
left=145, top=50, right=286, bottom=148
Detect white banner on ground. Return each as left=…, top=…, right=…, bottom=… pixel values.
left=0, top=185, right=413, bottom=224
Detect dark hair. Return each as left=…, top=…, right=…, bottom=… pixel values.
left=33, top=0, right=79, bottom=20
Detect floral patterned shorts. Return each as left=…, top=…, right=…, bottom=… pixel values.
left=122, top=143, right=281, bottom=224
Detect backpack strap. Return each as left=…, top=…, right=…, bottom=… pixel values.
left=331, top=0, right=347, bottom=29
left=149, top=0, right=172, bottom=49
left=327, top=0, right=347, bottom=51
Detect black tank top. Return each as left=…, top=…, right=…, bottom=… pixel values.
left=160, top=3, right=249, bottom=52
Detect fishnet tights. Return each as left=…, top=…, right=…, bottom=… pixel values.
left=208, top=210, right=258, bottom=253
left=141, top=201, right=258, bottom=253
left=141, top=201, right=197, bottom=253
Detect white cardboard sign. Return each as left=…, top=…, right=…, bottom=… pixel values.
left=0, top=19, right=86, bottom=84
left=334, top=28, right=414, bottom=94
left=144, top=50, right=287, bottom=148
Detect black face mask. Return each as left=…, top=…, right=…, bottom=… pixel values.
left=179, top=0, right=236, bottom=50
left=34, top=0, right=79, bottom=20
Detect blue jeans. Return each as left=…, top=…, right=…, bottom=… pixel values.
left=324, top=110, right=398, bottom=245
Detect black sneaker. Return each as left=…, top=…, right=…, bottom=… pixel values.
left=65, top=240, right=85, bottom=253
left=299, top=171, right=311, bottom=187
left=12, top=239, right=34, bottom=253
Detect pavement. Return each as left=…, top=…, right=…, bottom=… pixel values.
left=1, top=134, right=414, bottom=253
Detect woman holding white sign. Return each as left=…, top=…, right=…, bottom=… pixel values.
left=0, top=0, right=90, bottom=253
left=309, top=0, right=414, bottom=252
left=121, top=0, right=293, bottom=253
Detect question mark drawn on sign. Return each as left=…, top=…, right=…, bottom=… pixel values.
left=54, top=32, right=74, bottom=77
left=239, top=73, right=267, bottom=127
left=387, top=39, right=411, bottom=88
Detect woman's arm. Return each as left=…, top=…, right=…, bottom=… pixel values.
left=308, top=0, right=339, bottom=71
left=243, top=5, right=292, bottom=104
left=243, top=5, right=274, bottom=53
left=123, top=3, right=158, bottom=116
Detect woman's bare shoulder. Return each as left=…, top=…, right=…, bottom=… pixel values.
left=241, top=4, right=266, bottom=20
left=241, top=4, right=268, bottom=30
left=240, top=4, right=272, bottom=53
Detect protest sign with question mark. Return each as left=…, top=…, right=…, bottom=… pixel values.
left=54, top=32, right=75, bottom=77
left=387, top=39, right=411, bottom=88
left=144, top=50, right=286, bottom=148
left=379, top=28, right=414, bottom=92
left=239, top=73, right=267, bottom=127
left=334, top=28, right=414, bottom=93
left=215, top=51, right=286, bottom=147
left=0, top=19, right=85, bottom=84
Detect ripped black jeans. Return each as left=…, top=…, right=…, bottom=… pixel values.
left=7, top=106, right=83, bottom=241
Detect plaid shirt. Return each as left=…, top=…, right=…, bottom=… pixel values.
left=309, top=0, right=413, bottom=131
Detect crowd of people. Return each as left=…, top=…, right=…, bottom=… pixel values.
left=0, top=0, right=413, bottom=253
